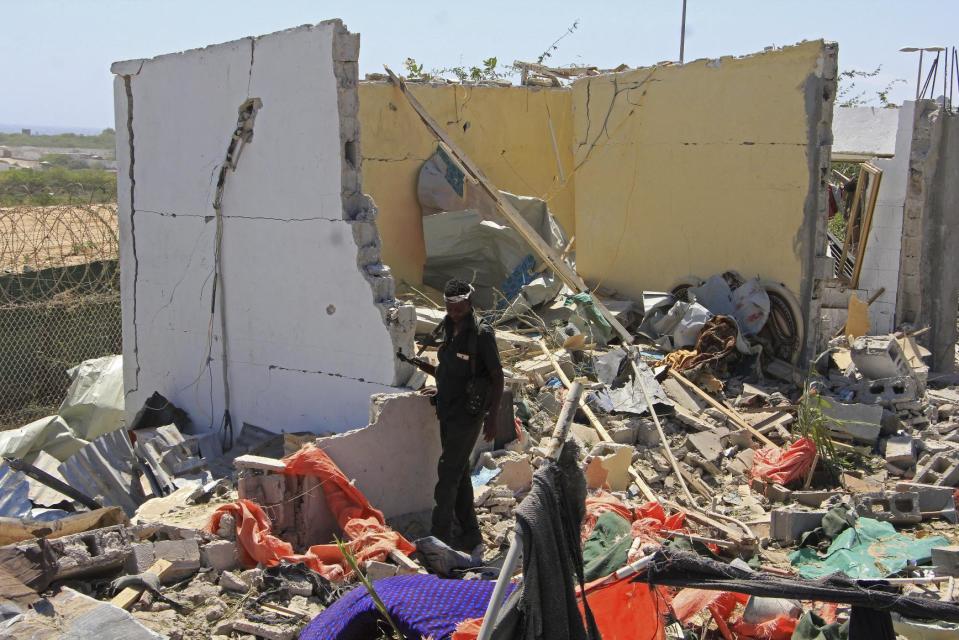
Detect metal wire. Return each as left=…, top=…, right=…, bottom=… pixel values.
left=0, top=187, right=120, bottom=429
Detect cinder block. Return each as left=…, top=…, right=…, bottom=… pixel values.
left=895, top=482, right=956, bottom=512
left=932, top=546, right=959, bottom=577
left=237, top=473, right=286, bottom=505
left=851, top=336, right=908, bottom=381
left=125, top=541, right=156, bottom=575
left=153, top=539, right=201, bottom=582
left=200, top=540, right=239, bottom=572
left=854, top=491, right=921, bottom=525
left=770, top=509, right=826, bottom=543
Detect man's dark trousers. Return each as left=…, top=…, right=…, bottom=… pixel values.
left=431, top=410, right=484, bottom=549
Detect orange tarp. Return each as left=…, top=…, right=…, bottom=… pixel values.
left=206, top=444, right=414, bottom=582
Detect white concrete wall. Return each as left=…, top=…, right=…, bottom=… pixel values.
left=857, top=102, right=916, bottom=332
left=832, top=106, right=900, bottom=159
left=112, top=22, right=411, bottom=438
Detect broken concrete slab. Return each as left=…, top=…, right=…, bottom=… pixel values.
left=490, top=454, right=534, bottom=493
left=219, top=570, right=250, bottom=594
left=125, top=541, right=156, bottom=575
left=588, top=443, right=634, bottom=492
left=364, top=560, right=398, bottom=582
left=152, top=539, right=200, bottom=582
left=686, top=431, right=725, bottom=464
left=0, top=587, right=164, bottom=639
left=932, top=546, right=959, bottom=577
left=112, top=21, right=415, bottom=435
left=200, top=540, right=239, bottom=572
left=822, top=401, right=883, bottom=444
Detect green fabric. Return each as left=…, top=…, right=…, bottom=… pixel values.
left=798, top=504, right=858, bottom=548
left=790, top=517, right=949, bottom=579
left=791, top=611, right=848, bottom=640
left=582, top=511, right=632, bottom=582
left=566, top=293, right=614, bottom=346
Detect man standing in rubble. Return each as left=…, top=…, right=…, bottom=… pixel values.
left=405, top=279, right=504, bottom=554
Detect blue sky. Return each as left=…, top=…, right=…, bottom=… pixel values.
left=0, top=0, right=952, bottom=131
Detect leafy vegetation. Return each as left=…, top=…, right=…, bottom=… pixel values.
left=404, top=55, right=509, bottom=83
left=0, top=167, right=116, bottom=205
left=837, top=67, right=905, bottom=108
left=0, top=128, right=116, bottom=151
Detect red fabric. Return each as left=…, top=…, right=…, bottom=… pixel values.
left=453, top=578, right=668, bottom=640
left=632, top=501, right=686, bottom=545
left=582, top=491, right=636, bottom=540
left=672, top=588, right=799, bottom=640
left=751, top=437, right=817, bottom=487
left=206, top=444, right=414, bottom=582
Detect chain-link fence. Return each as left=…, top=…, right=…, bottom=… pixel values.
left=0, top=184, right=120, bottom=430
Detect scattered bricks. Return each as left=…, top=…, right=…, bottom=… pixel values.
left=492, top=456, right=533, bottom=493
left=237, top=473, right=286, bottom=505
left=792, top=490, right=843, bottom=508
left=686, top=453, right=722, bottom=478
left=232, top=618, right=298, bottom=640
left=821, top=402, right=882, bottom=445
left=854, top=492, right=922, bottom=525
left=851, top=336, right=911, bottom=380
left=766, top=484, right=793, bottom=504
left=473, top=485, right=493, bottom=507
left=686, top=431, right=724, bottom=464
left=364, top=560, right=398, bottom=582
left=125, top=541, right=156, bottom=575
left=884, top=436, right=917, bottom=468
left=200, top=540, right=239, bottom=572
left=219, top=570, right=250, bottom=593
left=588, top=443, right=634, bottom=491
left=931, top=546, right=959, bottom=577
left=153, top=539, right=201, bottom=582
left=770, top=509, right=826, bottom=544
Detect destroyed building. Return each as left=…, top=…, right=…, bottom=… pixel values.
left=2, top=18, right=959, bottom=640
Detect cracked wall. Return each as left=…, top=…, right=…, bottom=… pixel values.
left=358, top=82, right=575, bottom=285
left=569, top=41, right=836, bottom=357
left=112, top=21, right=414, bottom=436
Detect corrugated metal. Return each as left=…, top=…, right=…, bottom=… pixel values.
left=26, top=450, right=72, bottom=507
left=58, top=429, right=146, bottom=516
left=0, top=461, right=31, bottom=518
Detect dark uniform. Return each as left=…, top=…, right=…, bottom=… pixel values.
left=431, top=313, right=500, bottom=549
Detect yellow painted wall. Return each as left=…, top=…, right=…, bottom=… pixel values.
left=359, top=82, right=574, bottom=286
left=571, top=41, right=826, bottom=300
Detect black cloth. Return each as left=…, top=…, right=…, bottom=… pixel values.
left=848, top=606, right=894, bottom=640
left=431, top=411, right=484, bottom=549
left=491, top=441, right=600, bottom=640
left=644, top=549, right=959, bottom=623
left=434, top=313, right=500, bottom=420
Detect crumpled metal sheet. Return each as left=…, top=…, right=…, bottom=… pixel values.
left=590, top=357, right=673, bottom=416
left=26, top=450, right=71, bottom=507
left=0, top=461, right=31, bottom=518
left=58, top=429, right=145, bottom=517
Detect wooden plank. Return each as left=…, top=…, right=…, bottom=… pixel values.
left=111, top=559, right=174, bottom=610
left=385, top=66, right=632, bottom=343
left=536, top=339, right=657, bottom=501
left=668, top=370, right=777, bottom=448
left=388, top=549, right=425, bottom=574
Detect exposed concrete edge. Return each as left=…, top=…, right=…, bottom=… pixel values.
left=799, top=41, right=838, bottom=361
left=329, top=21, right=416, bottom=386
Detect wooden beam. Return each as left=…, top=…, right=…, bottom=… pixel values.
left=536, top=339, right=657, bottom=502
left=629, top=357, right=697, bottom=505
left=110, top=559, right=174, bottom=610
left=667, top=370, right=777, bottom=448
left=385, top=66, right=632, bottom=343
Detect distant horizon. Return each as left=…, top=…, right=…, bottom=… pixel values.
left=0, top=123, right=110, bottom=136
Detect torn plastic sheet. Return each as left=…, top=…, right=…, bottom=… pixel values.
left=689, top=275, right=771, bottom=337
left=0, top=355, right=125, bottom=464
left=892, top=613, right=959, bottom=640
left=566, top=292, right=614, bottom=346
left=421, top=185, right=568, bottom=310
left=789, top=517, right=949, bottom=579
left=590, top=357, right=672, bottom=415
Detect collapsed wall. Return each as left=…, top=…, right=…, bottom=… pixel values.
left=570, top=40, right=837, bottom=358
left=112, top=21, right=414, bottom=436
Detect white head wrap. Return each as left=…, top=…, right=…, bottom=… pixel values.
left=444, top=284, right=475, bottom=304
